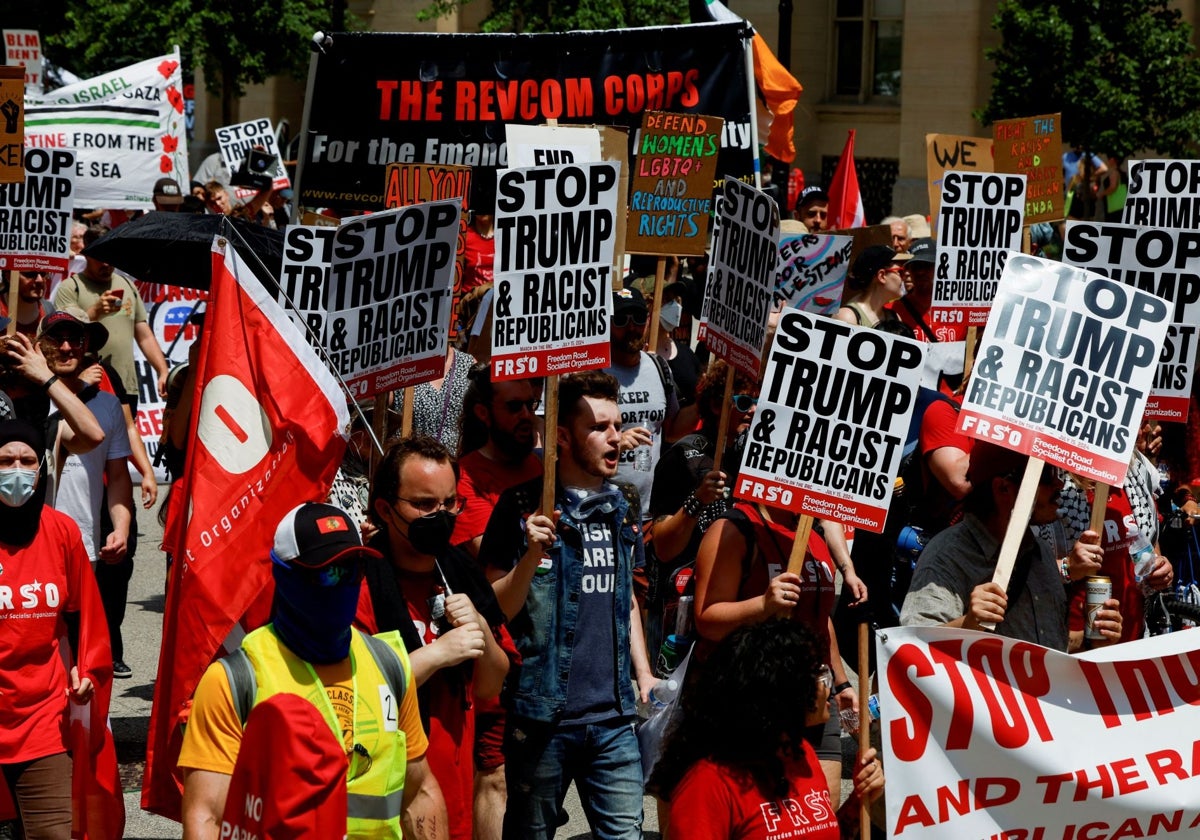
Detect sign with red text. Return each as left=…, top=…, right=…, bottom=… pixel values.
left=1121, top=159, right=1200, bottom=228
left=327, top=198, right=461, bottom=397
left=735, top=310, right=924, bottom=531
left=701, top=177, right=780, bottom=378
left=0, top=148, right=75, bottom=272
left=774, top=232, right=853, bottom=316
left=491, top=161, right=619, bottom=381
left=1062, top=221, right=1200, bottom=422
left=879, top=627, right=1200, bottom=840
left=3, top=30, right=42, bottom=94
left=992, top=112, right=1062, bottom=224
left=626, top=110, right=721, bottom=256
left=215, top=117, right=290, bottom=199
left=933, top=171, right=1025, bottom=328
left=958, top=253, right=1168, bottom=486
left=925, top=134, right=993, bottom=227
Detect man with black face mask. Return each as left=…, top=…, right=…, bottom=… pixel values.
left=360, top=435, right=514, bottom=840
left=179, top=502, right=448, bottom=839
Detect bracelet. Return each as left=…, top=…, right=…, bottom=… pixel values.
left=40, top=374, right=59, bottom=392
left=1059, top=556, right=1071, bottom=584
left=832, top=681, right=853, bottom=696
left=682, top=493, right=703, bottom=518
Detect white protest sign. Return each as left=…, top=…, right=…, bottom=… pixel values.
left=0, top=148, right=75, bottom=272
left=3, top=30, right=43, bottom=95
left=216, top=117, right=290, bottom=199
left=505, top=124, right=602, bottom=168
left=734, top=310, right=924, bottom=531
left=1121, top=159, right=1200, bottom=228
left=879, top=627, right=1200, bottom=840
left=700, top=176, right=780, bottom=378
left=490, top=161, right=619, bottom=381
left=958, top=253, right=1169, bottom=486
left=278, top=224, right=335, bottom=352
left=774, top=231, right=853, bottom=315
left=933, top=171, right=1026, bottom=328
left=327, top=198, right=461, bottom=397
left=24, top=49, right=188, bottom=210
left=1062, top=221, right=1200, bottom=422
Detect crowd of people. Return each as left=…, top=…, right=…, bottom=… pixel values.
left=0, top=147, right=1198, bottom=840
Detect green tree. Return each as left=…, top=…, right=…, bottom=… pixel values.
left=421, top=0, right=688, bottom=33
left=977, top=0, right=1200, bottom=158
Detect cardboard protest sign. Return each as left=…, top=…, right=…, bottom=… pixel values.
left=879, top=627, right=1200, bottom=840
left=0, top=148, right=75, bottom=272
left=773, top=231, right=853, bottom=315
left=992, top=113, right=1062, bottom=224
left=0, top=66, right=22, bottom=184
left=327, top=198, right=461, bottom=397
left=1062, top=221, right=1200, bottom=422
left=490, top=160, right=620, bottom=381
left=1122, top=159, right=1200, bottom=227
left=215, top=117, right=290, bottom=199
left=23, top=50, right=188, bottom=210
left=958, top=253, right=1169, bottom=486
left=925, top=134, right=993, bottom=226
left=734, top=310, right=924, bottom=531
left=626, top=111, right=722, bottom=256
left=700, top=177, right=780, bottom=378
left=278, top=224, right=335, bottom=352
left=3, top=30, right=43, bottom=95
left=933, top=171, right=1025, bottom=328
left=505, top=125, right=601, bottom=168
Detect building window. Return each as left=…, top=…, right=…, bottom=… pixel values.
left=833, top=0, right=903, bottom=101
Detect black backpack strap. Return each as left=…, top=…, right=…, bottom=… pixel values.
left=218, top=648, right=257, bottom=727
left=360, top=631, right=408, bottom=708
left=648, top=351, right=675, bottom=403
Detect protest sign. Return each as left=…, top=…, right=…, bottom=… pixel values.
left=1062, top=221, right=1200, bottom=422
left=926, top=134, right=993, bottom=226
left=505, top=125, right=602, bottom=168
left=879, top=626, right=1200, bottom=840
left=327, top=198, right=461, bottom=397
left=24, top=49, right=188, bottom=210
left=1122, top=159, right=1200, bottom=228
left=278, top=224, right=335, bottom=352
left=3, top=30, right=42, bottom=95
left=296, top=23, right=754, bottom=211
left=774, top=231, right=853, bottom=315
left=215, top=117, right=290, bottom=199
left=490, top=161, right=620, bottom=381
left=958, top=253, right=1169, bottom=486
left=626, top=110, right=722, bottom=256
left=734, top=309, right=924, bottom=531
left=701, top=177, right=779, bottom=378
left=992, top=113, right=1062, bottom=224
left=0, top=66, right=23, bottom=184
left=933, top=171, right=1025, bottom=329
left=0, top=148, right=75, bottom=273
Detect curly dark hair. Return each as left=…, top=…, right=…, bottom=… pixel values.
left=649, top=620, right=823, bottom=802
left=694, top=359, right=758, bottom=433
left=368, top=435, right=458, bottom=527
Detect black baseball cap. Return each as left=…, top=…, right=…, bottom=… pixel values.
left=272, top=503, right=381, bottom=570
left=908, top=238, right=936, bottom=266
left=796, top=185, right=830, bottom=211
left=613, top=286, right=648, bottom=316
left=153, top=177, right=184, bottom=205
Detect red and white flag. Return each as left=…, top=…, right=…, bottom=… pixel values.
left=142, top=236, right=349, bottom=820
left=827, top=129, right=865, bottom=229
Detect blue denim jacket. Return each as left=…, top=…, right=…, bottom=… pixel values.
left=503, top=481, right=642, bottom=724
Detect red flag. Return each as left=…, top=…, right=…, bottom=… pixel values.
left=827, top=130, right=866, bottom=230
left=142, top=237, right=350, bottom=820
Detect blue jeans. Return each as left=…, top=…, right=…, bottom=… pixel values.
left=503, top=716, right=644, bottom=840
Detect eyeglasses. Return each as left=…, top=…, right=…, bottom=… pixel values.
left=816, top=664, right=833, bottom=691
left=349, top=743, right=373, bottom=781
left=731, top=394, right=758, bottom=412
left=18, top=271, right=47, bottom=280
left=396, top=494, right=466, bottom=516
left=498, top=398, right=540, bottom=414
left=613, top=311, right=649, bottom=328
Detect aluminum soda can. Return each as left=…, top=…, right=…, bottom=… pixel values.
left=1085, top=576, right=1112, bottom=640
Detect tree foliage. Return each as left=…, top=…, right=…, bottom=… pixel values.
left=421, top=0, right=688, bottom=32
left=977, top=0, right=1200, bottom=157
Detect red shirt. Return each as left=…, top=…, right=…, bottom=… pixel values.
left=919, top=397, right=972, bottom=528
left=452, top=450, right=542, bottom=548
left=1068, top=486, right=1145, bottom=643
left=670, top=746, right=840, bottom=840
left=461, top=228, right=495, bottom=295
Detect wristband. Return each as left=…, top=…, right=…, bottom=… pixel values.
left=832, top=681, right=853, bottom=696
left=682, top=493, right=703, bottom=518
left=1059, top=556, right=1071, bottom=584
left=40, top=374, right=59, bottom=392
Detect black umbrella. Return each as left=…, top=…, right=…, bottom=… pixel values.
left=81, top=213, right=284, bottom=291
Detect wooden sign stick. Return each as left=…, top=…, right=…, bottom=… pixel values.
left=785, top=514, right=815, bottom=575
left=6, top=272, right=18, bottom=336
left=540, top=374, right=560, bottom=514
left=370, top=393, right=389, bottom=477
left=1090, top=483, right=1110, bottom=535
left=712, top=368, right=736, bottom=466
left=400, top=386, right=415, bottom=437
left=991, top=456, right=1045, bottom=592
left=962, top=325, right=979, bottom=387
left=858, top=621, right=871, bottom=840
left=646, top=256, right=666, bottom=353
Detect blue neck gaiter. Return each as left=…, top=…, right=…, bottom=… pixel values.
left=271, top=566, right=360, bottom=664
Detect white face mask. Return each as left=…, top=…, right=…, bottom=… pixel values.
left=659, top=300, right=683, bottom=331
left=0, top=466, right=38, bottom=508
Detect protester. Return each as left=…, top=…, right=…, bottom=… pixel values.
left=880, top=215, right=912, bottom=252
left=0, top=328, right=105, bottom=452
left=151, top=177, right=184, bottom=212
left=391, top=346, right=477, bottom=455
left=0, top=418, right=111, bottom=840
left=888, top=237, right=965, bottom=394
left=834, top=245, right=911, bottom=329
left=203, top=181, right=233, bottom=216
left=178, top=502, right=447, bottom=839
left=651, top=621, right=883, bottom=840
left=461, top=208, right=496, bottom=295
left=0, top=270, right=56, bottom=338
left=794, top=185, right=830, bottom=232
left=653, top=276, right=702, bottom=411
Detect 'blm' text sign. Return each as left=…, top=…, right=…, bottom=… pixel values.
left=327, top=198, right=461, bottom=397
left=0, top=148, right=75, bottom=272
left=933, top=171, right=1026, bottom=328
left=491, top=161, right=620, bottom=381
left=735, top=310, right=924, bottom=531
left=1121, top=159, right=1200, bottom=228
left=278, top=225, right=335, bottom=352
left=958, top=253, right=1168, bottom=486
left=774, top=232, right=853, bottom=316
left=1062, top=221, right=1200, bottom=422
left=701, top=177, right=779, bottom=378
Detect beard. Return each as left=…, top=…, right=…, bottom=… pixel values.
left=613, top=331, right=646, bottom=356
left=491, top=422, right=534, bottom=461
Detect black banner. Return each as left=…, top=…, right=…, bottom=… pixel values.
left=297, top=22, right=754, bottom=212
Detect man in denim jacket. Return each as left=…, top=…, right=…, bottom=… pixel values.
left=480, top=370, right=657, bottom=840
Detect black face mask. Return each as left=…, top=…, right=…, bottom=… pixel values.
left=403, top=509, right=456, bottom=557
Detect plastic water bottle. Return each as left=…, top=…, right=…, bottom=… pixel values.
left=638, top=678, right=679, bottom=718
left=634, top=433, right=654, bottom=472
left=1128, top=525, right=1157, bottom=584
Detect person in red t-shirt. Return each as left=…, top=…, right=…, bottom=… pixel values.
left=651, top=621, right=882, bottom=840
left=919, top=395, right=973, bottom=532
left=461, top=211, right=496, bottom=297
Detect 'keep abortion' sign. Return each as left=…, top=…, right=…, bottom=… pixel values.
left=735, top=310, right=925, bottom=531
left=958, top=254, right=1169, bottom=486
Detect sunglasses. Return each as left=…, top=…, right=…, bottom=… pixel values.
left=731, top=394, right=758, bottom=413
left=498, top=398, right=541, bottom=414
left=18, top=271, right=48, bottom=280
left=45, top=330, right=86, bottom=348
left=396, top=495, right=467, bottom=516
left=613, top=311, right=649, bottom=328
